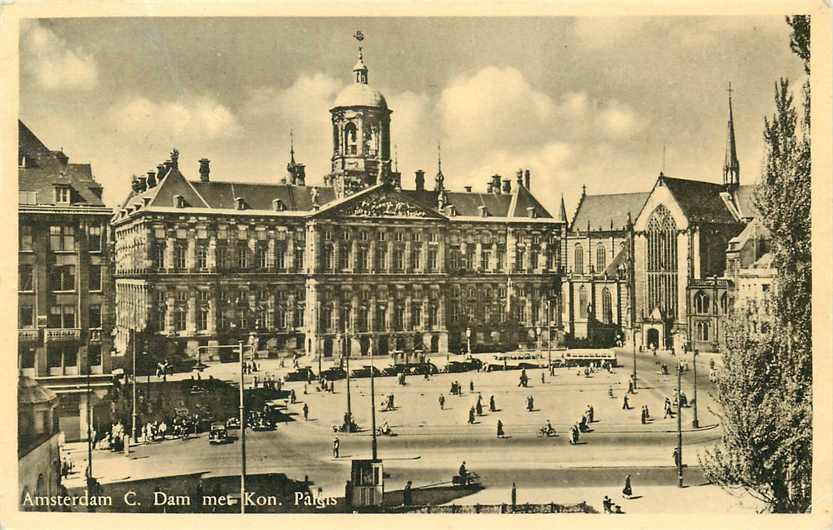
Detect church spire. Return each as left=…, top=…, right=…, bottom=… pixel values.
left=435, top=141, right=445, bottom=191
left=558, top=194, right=568, bottom=223
left=352, top=30, right=368, bottom=84
left=723, top=82, right=740, bottom=191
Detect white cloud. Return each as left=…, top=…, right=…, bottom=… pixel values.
left=21, top=20, right=99, bottom=90
left=107, top=96, right=241, bottom=141
left=598, top=100, right=643, bottom=138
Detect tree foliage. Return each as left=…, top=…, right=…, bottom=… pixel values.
left=701, top=18, right=812, bottom=513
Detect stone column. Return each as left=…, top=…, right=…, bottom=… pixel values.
left=369, top=240, right=377, bottom=273
left=187, top=231, right=197, bottom=271
left=165, top=294, right=175, bottom=334
left=438, top=240, right=446, bottom=272
left=475, top=242, right=483, bottom=272
left=208, top=291, right=217, bottom=334
left=404, top=293, right=413, bottom=330
left=287, top=235, right=295, bottom=272
left=491, top=241, right=498, bottom=271
left=267, top=237, right=277, bottom=270
left=421, top=298, right=429, bottom=330
left=369, top=294, right=377, bottom=332
left=186, top=290, right=197, bottom=334
left=165, top=235, right=176, bottom=271
left=351, top=240, right=359, bottom=271
left=404, top=240, right=412, bottom=272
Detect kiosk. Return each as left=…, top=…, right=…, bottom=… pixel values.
left=351, top=459, right=384, bottom=507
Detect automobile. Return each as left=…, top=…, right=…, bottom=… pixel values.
left=320, top=367, right=347, bottom=380
left=382, top=362, right=439, bottom=377
left=225, top=417, right=241, bottom=430
left=350, top=366, right=382, bottom=378
left=285, top=367, right=316, bottom=382
left=445, top=357, right=484, bottom=373
left=208, top=422, right=229, bottom=444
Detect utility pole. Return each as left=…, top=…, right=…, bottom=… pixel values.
left=370, top=341, right=378, bottom=460
left=344, top=332, right=352, bottom=431
left=547, top=300, right=553, bottom=375
left=632, top=330, right=638, bottom=390
left=692, top=349, right=699, bottom=429
left=86, top=347, right=93, bottom=489
left=131, top=329, right=138, bottom=442
left=677, top=361, right=683, bottom=488
left=317, top=303, right=322, bottom=376
left=239, top=340, right=247, bottom=514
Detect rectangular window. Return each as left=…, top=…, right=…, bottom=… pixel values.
left=215, top=246, right=224, bottom=271
left=89, top=304, right=102, bottom=329
left=237, top=246, right=249, bottom=269
left=88, top=344, right=102, bottom=366
left=19, top=225, right=33, bottom=251
left=196, top=245, right=208, bottom=270
left=516, top=249, right=526, bottom=272
left=88, top=224, right=103, bottom=252
left=412, top=247, right=421, bottom=270
left=63, top=305, right=75, bottom=328
left=466, top=250, right=475, bottom=271
left=294, top=250, right=304, bottom=271
left=394, top=249, right=404, bottom=271
left=198, top=307, right=209, bottom=331
left=413, top=306, right=422, bottom=328
left=49, top=264, right=75, bottom=291
left=377, top=231, right=386, bottom=241
left=395, top=232, right=404, bottom=242
left=63, top=225, right=75, bottom=250
left=174, top=245, right=186, bottom=269
left=377, top=247, right=387, bottom=271
left=89, top=265, right=102, bottom=291
left=256, top=245, right=268, bottom=269
left=276, top=246, right=285, bottom=270
left=20, top=305, right=34, bottom=328
left=156, top=242, right=166, bottom=269
left=496, top=249, right=505, bottom=271
left=530, top=250, right=539, bottom=271
left=481, top=251, right=491, bottom=272
left=340, top=244, right=350, bottom=270
left=360, top=231, right=368, bottom=241
left=428, top=249, right=438, bottom=272
left=18, top=263, right=33, bottom=291
left=174, top=307, right=186, bottom=331
left=450, top=251, right=459, bottom=270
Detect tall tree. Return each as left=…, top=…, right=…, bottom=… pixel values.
left=702, top=16, right=812, bottom=513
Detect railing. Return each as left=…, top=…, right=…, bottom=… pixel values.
left=45, top=328, right=81, bottom=341
left=18, top=329, right=39, bottom=342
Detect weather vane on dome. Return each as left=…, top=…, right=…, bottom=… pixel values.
left=353, top=30, right=365, bottom=43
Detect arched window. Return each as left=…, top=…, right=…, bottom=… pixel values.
left=601, top=287, right=613, bottom=324
left=574, top=244, right=584, bottom=275
left=344, top=123, right=358, bottom=155
left=720, top=292, right=729, bottom=314
left=578, top=285, right=588, bottom=318
left=694, top=291, right=710, bottom=314
left=697, top=321, right=710, bottom=341
left=646, top=205, right=678, bottom=318
left=596, top=244, right=606, bottom=273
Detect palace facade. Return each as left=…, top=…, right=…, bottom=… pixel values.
left=112, top=41, right=566, bottom=362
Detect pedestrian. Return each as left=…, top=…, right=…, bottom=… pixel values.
left=290, top=389, right=297, bottom=404
left=608, top=386, right=614, bottom=399
left=476, top=400, right=483, bottom=416
left=673, top=447, right=681, bottom=468
left=622, top=474, right=633, bottom=499
left=303, top=403, right=309, bottom=421
left=496, top=419, right=505, bottom=438
left=469, top=380, right=474, bottom=392
left=627, top=380, right=634, bottom=394
left=586, top=404, right=594, bottom=423
left=622, top=395, right=631, bottom=410
left=541, top=371, right=545, bottom=384
left=333, top=437, right=340, bottom=458
left=468, top=407, right=476, bottom=424
left=640, top=405, right=647, bottom=424
left=511, top=482, right=517, bottom=510
left=527, top=395, right=534, bottom=412
left=489, top=395, right=496, bottom=412
left=403, top=480, right=413, bottom=506
left=439, top=394, right=445, bottom=410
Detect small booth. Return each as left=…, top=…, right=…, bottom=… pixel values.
left=351, top=459, right=384, bottom=507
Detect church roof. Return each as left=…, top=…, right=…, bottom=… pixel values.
left=733, top=184, right=759, bottom=220
left=18, top=120, right=105, bottom=207
left=659, top=176, right=740, bottom=224
left=571, top=191, right=648, bottom=232
left=332, top=82, right=388, bottom=110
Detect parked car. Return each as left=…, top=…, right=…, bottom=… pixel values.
left=382, top=362, right=439, bottom=377
left=320, top=367, right=347, bottom=381
left=225, top=417, right=241, bottom=430
left=209, top=422, right=229, bottom=444
left=285, top=367, right=316, bottom=382
left=445, top=357, right=484, bottom=373
left=350, top=366, right=382, bottom=378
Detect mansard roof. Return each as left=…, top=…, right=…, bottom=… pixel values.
left=190, top=181, right=335, bottom=211
left=401, top=186, right=554, bottom=220
left=18, top=120, right=105, bottom=207
left=571, top=191, right=648, bottom=232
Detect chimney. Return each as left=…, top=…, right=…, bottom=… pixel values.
left=516, top=169, right=524, bottom=186
left=137, top=175, right=147, bottom=192
left=491, top=174, right=502, bottom=194
left=478, top=205, right=489, bottom=217
left=524, top=169, right=531, bottom=189
left=157, top=164, right=167, bottom=180
left=170, top=148, right=179, bottom=169
left=464, top=186, right=472, bottom=193
left=486, top=182, right=493, bottom=194
left=146, top=170, right=157, bottom=188
left=199, top=158, right=210, bottom=182
left=415, top=170, right=425, bottom=192
left=502, top=179, right=511, bottom=194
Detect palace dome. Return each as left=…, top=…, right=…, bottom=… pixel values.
left=332, top=82, right=388, bottom=110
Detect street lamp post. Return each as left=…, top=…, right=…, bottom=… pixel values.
left=466, top=327, right=472, bottom=357
left=546, top=300, right=553, bottom=375
left=131, top=329, right=138, bottom=442
left=343, top=332, right=353, bottom=431
left=369, top=341, right=378, bottom=460
left=238, top=340, right=247, bottom=513
left=85, top=344, right=94, bottom=489
left=632, top=330, right=638, bottom=390
left=316, top=303, right=322, bottom=376
left=677, top=360, right=684, bottom=488
left=692, top=349, right=700, bottom=429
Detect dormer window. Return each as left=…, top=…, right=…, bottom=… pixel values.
left=235, top=197, right=246, bottom=210
left=54, top=185, right=71, bottom=204
left=173, top=194, right=185, bottom=208
left=272, top=199, right=286, bottom=212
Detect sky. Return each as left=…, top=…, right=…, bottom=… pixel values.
left=19, top=16, right=806, bottom=217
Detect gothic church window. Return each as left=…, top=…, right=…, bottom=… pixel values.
left=602, top=287, right=613, bottom=324
left=596, top=244, right=606, bottom=273
left=646, top=205, right=678, bottom=319
left=578, top=286, right=588, bottom=318
left=574, top=244, right=584, bottom=274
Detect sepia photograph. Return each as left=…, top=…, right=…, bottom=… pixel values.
left=6, top=4, right=831, bottom=527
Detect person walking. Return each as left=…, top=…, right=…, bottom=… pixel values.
left=622, top=395, right=631, bottom=410
left=640, top=405, right=647, bottom=424
left=496, top=419, right=505, bottom=438
left=439, top=394, right=445, bottom=410
left=673, top=447, right=681, bottom=468
left=468, top=407, right=476, bottom=424
left=489, top=395, right=496, bottom=412
left=332, top=437, right=340, bottom=458
left=403, top=480, right=413, bottom=507
left=303, top=403, right=309, bottom=421
left=511, top=482, right=517, bottom=510
left=541, top=371, right=546, bottom=384
left=469, top=380, right=474, bottom=393
left=622, top=474, right=633, bottom=499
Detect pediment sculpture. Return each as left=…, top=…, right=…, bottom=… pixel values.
left=340, top=194, right=430, bottom=218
